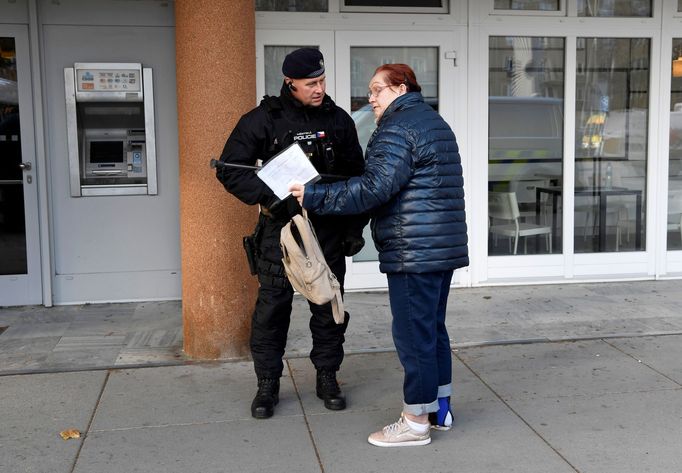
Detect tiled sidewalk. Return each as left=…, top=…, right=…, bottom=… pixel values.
left=1, top=280, right=682, bottom=375
left=2, top=280, right=682, bottom=472
left=2, top=335, right=681, bottom=473
left=0, top=301, right=184, bottom=374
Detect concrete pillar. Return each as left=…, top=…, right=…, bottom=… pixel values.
left=175, top=0, right=258, bottom=359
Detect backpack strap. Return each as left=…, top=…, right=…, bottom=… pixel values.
left=294, top=212, right=345, bottom=324
left=280, top=213, right=345, bottom=324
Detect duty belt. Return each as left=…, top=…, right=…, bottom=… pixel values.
left=257, top=259, right=289, bottom=289
left=258, top=260, right=285, bottom=277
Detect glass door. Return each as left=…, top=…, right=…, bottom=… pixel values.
left=574, top=37, right=649, bottom=254
left=664, top=35, right=682, bottom=273
left=255, top=30, right=335, bottom=101
left=482, top=27, right=655, bottom=281
left=488, top=36, right=565, bottom=257
left=0, top=25, right=41, bottom=305
left=334, top=30, right=467, bottom=289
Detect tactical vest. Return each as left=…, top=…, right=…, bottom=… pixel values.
left=260, top=95, right=337, bottom=175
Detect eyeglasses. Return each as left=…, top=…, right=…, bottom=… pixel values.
left=366, top=85, right=391, bottom=99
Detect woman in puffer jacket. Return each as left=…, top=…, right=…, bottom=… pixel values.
left=290, top=63, right=468, bottom=447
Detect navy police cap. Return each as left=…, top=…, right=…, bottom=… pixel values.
left=282, top=48, right=325, bottom=79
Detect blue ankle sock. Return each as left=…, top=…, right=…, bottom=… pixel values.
left=436, top=397, right=451, bottom=425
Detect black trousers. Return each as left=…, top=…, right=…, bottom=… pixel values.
left=251, top=213, right=350, bottom=379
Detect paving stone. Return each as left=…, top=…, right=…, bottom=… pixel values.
left=53, top=335, right=127, bottom=351
left=114, top=346, right=186, bottom=366
left=75, top=417, right=319, bottom=473
left=306, top=399, right=576, bottom=473
left=608, top=334, right=682, bottom=385
left=0, top=322, right=71, bottom=339
left=288, top=351, right=496, bottom=416
left=91, top=362, right=301, bottom=431
left=0, top=371, right=107, bottom=473
left=507, top=389, right=682, bottom=473
left=0, top=335, right=61, bottom=354
left=457, top=339, right=678, bottom=401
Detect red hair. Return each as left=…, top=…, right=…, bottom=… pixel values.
left=374, top=63, right=422, bottom=93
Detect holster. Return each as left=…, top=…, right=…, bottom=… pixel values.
left=243, top=217, right=265, bottom=276
left=243, top=235, right=258, bottom=276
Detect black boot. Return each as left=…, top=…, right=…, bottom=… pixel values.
left=316, top=368, right=346, bottom=411
left=251, top=377, right=280, bottom=419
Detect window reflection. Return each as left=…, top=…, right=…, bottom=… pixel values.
left=575, top=38, right=649, bottom=253
left=349, top=47, right=438, bottom=154
left=256, top=0, right=327, bottom=12
left=264, top=45, right=317, bottom=96
left=668, top=39, right=682, bottom=251
left=577, top=0, right=651, bottom=17
left=0, top=37, right=27, bottom=275
left=493, top=0, right=559, bottom=11
left=488, top=36, right=564, bottom=256
left=349, top=46, right=438, bottom=263
left=344, top=0, right=445, bottom=8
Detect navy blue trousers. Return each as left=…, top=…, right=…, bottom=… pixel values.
left=386, top=270, right=454, bottom=415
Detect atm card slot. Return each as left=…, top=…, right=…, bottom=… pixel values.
left=91, top=170, right=124, bottom=175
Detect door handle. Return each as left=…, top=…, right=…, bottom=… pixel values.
left=19, top=162, right=32, bottom=171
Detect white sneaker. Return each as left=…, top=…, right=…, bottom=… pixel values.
left=367, top=414, right=431, bottom=447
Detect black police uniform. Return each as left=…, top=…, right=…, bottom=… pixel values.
left=216, top=82, right=367, bottom=381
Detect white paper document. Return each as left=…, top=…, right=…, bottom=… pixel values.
left=256, top=143, right=320, bottom=200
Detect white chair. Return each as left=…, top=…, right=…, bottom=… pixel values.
left=509, top=179, right=551, bottom=223
left=580, top=197, right=626, bottom=247
left=489, top=191, right=553, bottom=255
left=615, top=204, right=633, bottom=251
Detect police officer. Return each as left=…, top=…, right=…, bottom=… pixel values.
left=216, top=48, right=367, bottom=419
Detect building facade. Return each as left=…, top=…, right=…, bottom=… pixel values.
left=2, top=1, right=682, bottom=320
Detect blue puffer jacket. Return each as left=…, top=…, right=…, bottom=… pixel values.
left=303, top=92, right=468, bottom=274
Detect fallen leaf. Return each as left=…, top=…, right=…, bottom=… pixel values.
left=59, top=429, right=81, bottom=440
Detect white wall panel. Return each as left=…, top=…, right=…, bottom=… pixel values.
left=41, top=21, right=180, bottom=303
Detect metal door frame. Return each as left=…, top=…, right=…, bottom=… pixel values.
left=0, top=23, right=43, bottom=306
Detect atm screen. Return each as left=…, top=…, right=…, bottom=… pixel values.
left=90, top=141, right=124, bottom=163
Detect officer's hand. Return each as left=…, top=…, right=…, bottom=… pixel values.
left=266, top=195, right=301, bottom=221
left=343, top=235, right=365, bottom=257
left=289, top=183, right=305, bottom=206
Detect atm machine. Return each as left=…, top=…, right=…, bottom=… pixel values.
left=64, top=62, right=157, bottom=196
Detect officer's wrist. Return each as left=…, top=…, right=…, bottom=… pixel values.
left=261, top=207, right=273, bottom=217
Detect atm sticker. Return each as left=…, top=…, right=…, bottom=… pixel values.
left=82, top=83, right=94, bottom=90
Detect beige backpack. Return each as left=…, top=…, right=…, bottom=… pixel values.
left=280, top=211, right=344, bottom=324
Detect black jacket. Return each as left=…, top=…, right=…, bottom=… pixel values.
left=217, top=83, right=365, bottom=211
left=217, top=83, right=368, bottom=245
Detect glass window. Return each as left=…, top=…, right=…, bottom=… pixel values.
left=341, top=0, right=447, bottom=13
left=494, top=0, right=560, bottom=11
left=345, top=0, right=442, bottom=6
left=350, top=47, right=438, bottom=149
left=577, top=0, right=651, bottom=17
left=264, top=45, right=317, bottom=96
left=574, top=38, right=649, bottom=253
left=668, top=39, right=682, bottom=251
left=488, top=36, right=564, bottom=256
left=0, top=37, right=27, bottom=275
left=256, top=0, right=327, bottom=12
left=349, top=46, right=438, bottom=262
